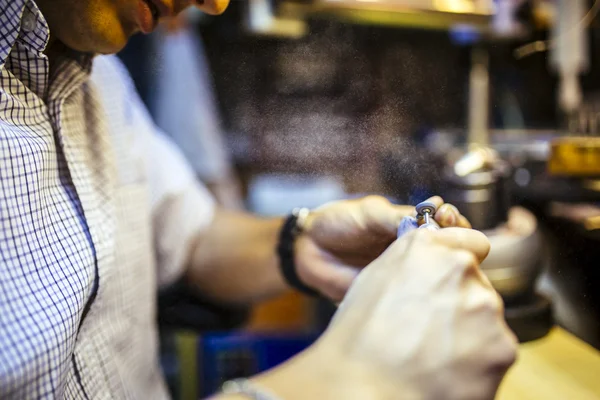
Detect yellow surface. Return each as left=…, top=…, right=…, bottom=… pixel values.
left=497, top=328, right=600, bottom=400
left=548, top=137, right=600, bottom=176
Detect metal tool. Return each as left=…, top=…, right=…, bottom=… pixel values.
left=416, top=201, right=440, bottom=231
left=396, top=201, right=440, bottom=239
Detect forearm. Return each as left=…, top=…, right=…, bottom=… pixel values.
left=185, top=209, right=288, bottom=304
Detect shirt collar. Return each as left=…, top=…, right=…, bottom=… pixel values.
left=1, top=0, right=96, bottom=102
left=0, top=0, right=50, bottom=69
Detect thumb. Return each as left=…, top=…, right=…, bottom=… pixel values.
left=363, top=197, right=414, bottom=236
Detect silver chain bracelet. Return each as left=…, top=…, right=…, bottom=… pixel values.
left=221, top=378, right=282, bottom=400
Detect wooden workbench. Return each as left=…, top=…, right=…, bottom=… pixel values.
left=497, top=327, right=600, bottom=399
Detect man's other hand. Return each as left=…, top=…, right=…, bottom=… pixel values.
left=295, top=195, right=471, bottom=301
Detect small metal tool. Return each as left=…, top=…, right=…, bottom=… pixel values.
left=416, top=201, right=440, bottom=231
left=397, top=201, right=441, bottom=239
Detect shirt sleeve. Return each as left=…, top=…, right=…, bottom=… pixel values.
left=146, top=129, right=216, bottom=287
left=91, top=55, right=216, bottom=288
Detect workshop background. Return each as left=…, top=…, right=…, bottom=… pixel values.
left=119, top=1, right=600, bottom=398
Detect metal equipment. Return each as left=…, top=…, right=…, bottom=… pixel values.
left=433, top=0, right=562, bottom=342
left=444, top=159, right=512, bottom=231
left=249, top=0, right=597, bottom=342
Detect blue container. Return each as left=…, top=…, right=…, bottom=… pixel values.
left=198, top=333, right=318, bottom=397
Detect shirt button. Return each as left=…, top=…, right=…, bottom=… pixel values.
left=21, top=15, right=37, bottom=33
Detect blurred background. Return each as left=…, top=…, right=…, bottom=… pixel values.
left=118, top=1, right=600, bottom=398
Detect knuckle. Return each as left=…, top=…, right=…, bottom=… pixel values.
left=485, top=306, right=519, bottom=369
left=507, top=331, right=520, bottom=356
left=481, top=325, right=518, bottom=371
left=465, top=287, right=503, bottom=315
left=450, top=249, right=478, bottom=271
left=493, top=292, right=506, bottom=315
left=482, top=291, right=503, bottom=314
left=497, top=332, right=519, bottom=367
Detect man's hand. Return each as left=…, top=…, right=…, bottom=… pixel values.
left=295, top=195, right=471, bottom=301
left=227, top=228, right=516, bottom=400
left=315, top=228, right=516, bottom=400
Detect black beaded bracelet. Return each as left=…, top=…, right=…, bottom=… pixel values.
left=277, top=211, right=320, bottom=297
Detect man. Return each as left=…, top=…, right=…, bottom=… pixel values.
left=0, top=0, right=517, bottom=399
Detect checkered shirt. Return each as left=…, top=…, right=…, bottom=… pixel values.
left=0, top=1, right=216, bottom=398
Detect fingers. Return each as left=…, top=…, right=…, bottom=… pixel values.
left=323, top=263, right=361, bottom=303
left=296, top=236, right=360, bottom=302
left=394, top=225, right=490, bottom=263
left=369, top=229, right=490, bottom=305
left=431, top=228, right=491, bottom=263
left=312, top=258, right=360, bottom=302
left=359, top=195, right=471, bottom=238
left=435, top=203, right=458, bottom=227
left=457, top=214, right=472, bottom=229
left=379, top=227, right=489, bottom=283
left=422, top=196, right=444, bottom=210
left=434, top=203, right=471, bottom=229
left=407, top=196, right=470, bottom=228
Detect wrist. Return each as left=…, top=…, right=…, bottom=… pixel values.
left=250, top=342, right=394, bottom=400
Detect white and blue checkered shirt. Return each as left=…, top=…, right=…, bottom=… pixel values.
left=0, top=1, right=216, bottom=398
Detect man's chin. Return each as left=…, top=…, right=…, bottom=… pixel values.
left=56, top=28, right=130, bottom=55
